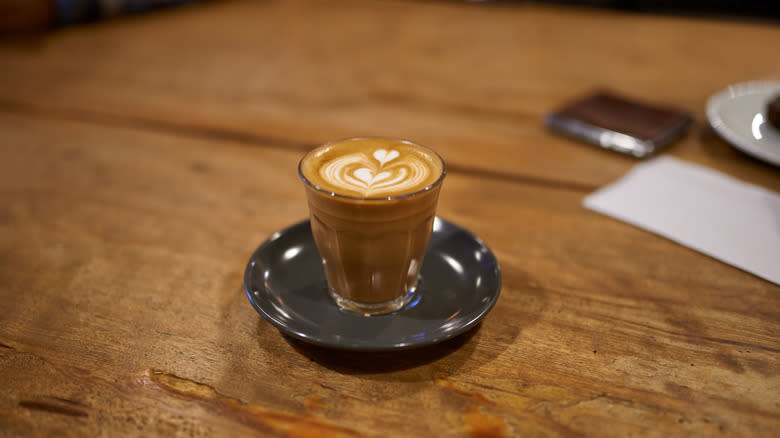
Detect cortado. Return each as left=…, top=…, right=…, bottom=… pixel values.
left=299, top=138, right=446, bottom=315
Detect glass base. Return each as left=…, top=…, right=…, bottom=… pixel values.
left=329, top=284, right=418, bottom=316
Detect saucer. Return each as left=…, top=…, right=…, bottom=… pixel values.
left=244, top=217, right=501, bottom=351
left=706, top=81, right=780, bottom=166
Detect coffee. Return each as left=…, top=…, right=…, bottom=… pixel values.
left=299, top=138, right=446, bottom=315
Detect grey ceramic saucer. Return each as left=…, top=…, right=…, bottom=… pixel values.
left=244, top=217, right=501, bottom=351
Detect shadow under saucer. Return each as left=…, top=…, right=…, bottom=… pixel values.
left=282, top=323, right=482, bottom=374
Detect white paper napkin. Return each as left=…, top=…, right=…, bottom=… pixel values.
left=583, top=156, right=780, bottom=285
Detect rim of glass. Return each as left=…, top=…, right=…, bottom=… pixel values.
left=298, top=137, right=447, bottom=201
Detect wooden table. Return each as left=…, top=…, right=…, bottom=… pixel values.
left=1, top=1, right=778, bottom=436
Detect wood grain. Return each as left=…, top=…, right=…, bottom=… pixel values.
left=0, top=0, right=779, bottom=436
left=0, top=111, right=777, bottom=437
left=0, top=0, right=778, bottom=191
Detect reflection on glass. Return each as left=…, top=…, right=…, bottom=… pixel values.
left=282, top=245, right=303, bottom=261
left=751, top=113, right=764, bottom=140
left=440, top=311, right=462, bottom=332
left=406, top=292, right=423, bottom=309
left=433, top=216, right=443, bottom=232
left=270, top=300, right=291, bottom=321
left=441, top=254, right=464, bottom=274
left=410, top=332, right=426, bottom=341
left=263, top=269, right=271, bottom=289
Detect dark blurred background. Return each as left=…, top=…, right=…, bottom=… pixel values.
left=528, top=0, right=780, bottom=18
left=1, top=0, right=779, bottom=35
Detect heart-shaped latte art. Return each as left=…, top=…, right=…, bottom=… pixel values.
left=373, top=149, right=399, bottom=166
left=319, top=148, right=432, bottom=197
left=354, top=168, right=391, bottom=185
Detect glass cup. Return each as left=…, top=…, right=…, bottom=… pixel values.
left=299, top=138, right=446, bottom=315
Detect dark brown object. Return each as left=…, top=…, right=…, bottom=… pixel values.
left=767, top=94, right=780, bottom=130
left=0, top=0, right=55, bottom=33
left=546, top=91, right=693, bottom=156
left=0, top=1, right=779, bottom=436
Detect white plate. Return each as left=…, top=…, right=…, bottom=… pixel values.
left=706, top=81, right=780, bottom=166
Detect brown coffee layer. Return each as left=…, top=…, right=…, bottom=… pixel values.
left=305, top=185, right=441, bottom=304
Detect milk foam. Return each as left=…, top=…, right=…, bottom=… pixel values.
left=300, top=138, right=444, bottom=199
left=319, top=148, right=432, bottom=197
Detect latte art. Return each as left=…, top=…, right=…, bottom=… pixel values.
left=321, top=148, right=431, bottom=197
left=300, top=138, right=444, bottom=199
